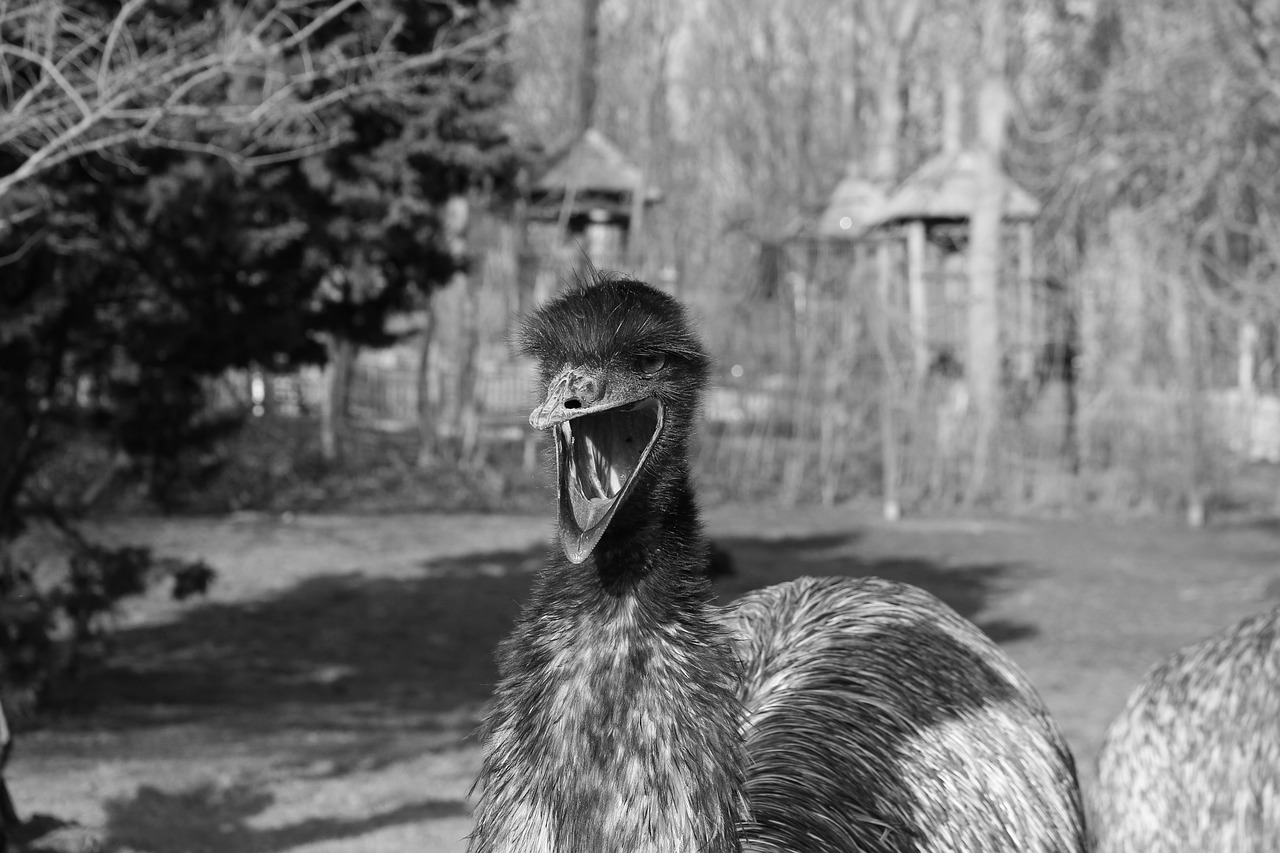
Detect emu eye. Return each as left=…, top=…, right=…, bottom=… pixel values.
left=637, top=353, right=666, bottom=375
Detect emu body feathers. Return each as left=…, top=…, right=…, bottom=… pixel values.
left=731, top=577, right=1084, bottom=851
left=1093, top=605, right=1280, bottom=853
left=470, top=274, right=1087, bottom=853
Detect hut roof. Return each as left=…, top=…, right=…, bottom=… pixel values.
left=872, top=149, right=1039, bottom=226
left=817, top=169, right=889, bottom=238
left=533, top=128, right=660, bottom=201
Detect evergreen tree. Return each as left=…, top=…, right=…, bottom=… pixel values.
left=0, top=0, right=521, bottom=702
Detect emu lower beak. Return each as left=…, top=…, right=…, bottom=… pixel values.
left=529, top=371, right=663, bottom=563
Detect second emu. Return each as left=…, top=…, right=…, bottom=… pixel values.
left=1093, top=604, right=1280, bottom=853
left=470, top=273, right=1088, bottom=853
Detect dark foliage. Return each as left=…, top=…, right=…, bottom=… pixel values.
left=0, top=155, right=322, bottom=526
left=1, top=0, right=521, bottom=525
left=0, top=0, right=521, bottom=709
left=0, top=526, right=214, bottom=709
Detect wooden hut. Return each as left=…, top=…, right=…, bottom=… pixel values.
left=817, top=166, right=890, bottom=239
left=525, top=128, right=660, bottom=281
left=758, top=166, right=889, bottom=311
left=867, top=148, right=1041, bottom=381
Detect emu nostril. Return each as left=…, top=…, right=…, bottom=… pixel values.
left=566, top=372, right=603, bottom=406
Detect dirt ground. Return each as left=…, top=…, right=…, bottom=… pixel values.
left=8, top=503, right=1280, bottom=852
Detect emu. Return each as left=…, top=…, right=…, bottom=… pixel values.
left=470, top=273, right=1087, bottom=853
left=1093, top=604, right=1280, bottom=853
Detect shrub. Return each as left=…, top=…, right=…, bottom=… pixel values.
left=0, top=521, right=214, bottom=713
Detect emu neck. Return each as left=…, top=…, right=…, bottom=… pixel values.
left=473, top=467, right=747, bottom=853
left=591, top=462, right=701, bottom=593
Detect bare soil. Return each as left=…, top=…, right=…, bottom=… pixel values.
left=8, top=504, right=1280, bottom=852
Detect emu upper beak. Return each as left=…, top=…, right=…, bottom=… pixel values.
left=529, top=367, right=663, bottom=563
left=530, top=367, right=603, bottom=430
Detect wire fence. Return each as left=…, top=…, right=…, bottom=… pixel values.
left=203, top=211, right=1280, bottom=517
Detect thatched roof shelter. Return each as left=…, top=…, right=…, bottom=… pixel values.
left=530, top=128, right=660, bottom=221
left=871, top=149, right=1039, bottom=227
left=817, top=168, right=889, bottom=238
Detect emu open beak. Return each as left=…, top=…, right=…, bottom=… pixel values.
left=529, top=370, right=664, bottom=563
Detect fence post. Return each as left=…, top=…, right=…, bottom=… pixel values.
left=873, top=237, right=902, bottom=521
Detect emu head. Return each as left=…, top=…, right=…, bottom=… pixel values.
left=519, top=274, right=709, bottom=563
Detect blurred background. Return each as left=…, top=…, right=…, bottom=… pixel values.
left=7, top=0, right=1280, bottom=527
left=3, top=0, right=1280, bottom=851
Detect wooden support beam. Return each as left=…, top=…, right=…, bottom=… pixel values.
left=873, top=242, right=902, bottom=521
left=1018, top=220, right=1035, bottom=380
left=907, top=220, right=929, bottom=383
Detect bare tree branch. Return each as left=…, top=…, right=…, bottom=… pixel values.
left=0, top=0, right=509, bottom=213
left=1, top=42, right=93, bottom=119
left=98, top=0, right=149, bottom=93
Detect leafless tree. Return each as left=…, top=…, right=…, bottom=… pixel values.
left=966, top=0, right=1009, bottom=501
left=0, top=0, right=507, bottom=219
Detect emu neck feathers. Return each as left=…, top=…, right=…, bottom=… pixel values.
left=471, top=513, right=747, bottom=853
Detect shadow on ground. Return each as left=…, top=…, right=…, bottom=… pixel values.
left=71, top=552, right=547, bottom=731
left=712, top=533, right=1038, bottom=644
left=65, top=532, right=1035, bottom=734
left=102, top=781, right=466, bottom=853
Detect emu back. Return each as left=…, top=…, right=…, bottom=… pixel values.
left=728, top=576, right=1087, bottom=853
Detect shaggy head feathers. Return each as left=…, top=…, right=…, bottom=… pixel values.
left=518, top=273, right=711, bottom=539
left=518, top=272, right=710, bottom=404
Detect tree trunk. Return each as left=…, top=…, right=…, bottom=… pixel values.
left=965, top=0, right=1008, bottom=503
left=941, top=57, right=964, bottom=155
left=629, top=4, right=671, bottom=274
left=1061, top=303, right=1081, bottom=475
left=0, top=297, right=66, bottom=538
left=513, top=170, right=537, bottom=318
left=319, top=336, right=355, bottom=463
left=453, top=270, right=482, bottom=464
left=628, top=98, right=651, bottom=272
left=1169, top=270, right=1207, bottom=526
left=1016, top=221, right=1036, bottom=382
left=1239, top=319, right=1258, bottom=395
left=415, top=301, right=438, bottom=469
left=0, top=407, right=34, bottom=539
left=871, top=0, right=922, bottom=185
left=578, top=0, right=602, bottom=136
left=0, top=695, right=19, bottom=836
left=1111, top=207, right=1146, bottom=386
left=437, top=194, right=482, bottom=465
left=872, top=51, right=904, bottom=186
left=873, top=239, right=902, bottom=521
